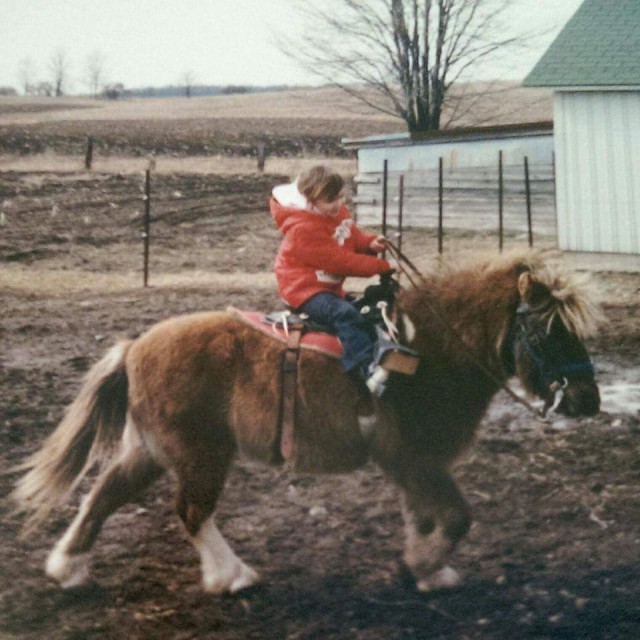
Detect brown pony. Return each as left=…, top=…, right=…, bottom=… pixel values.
left=11, top=250, right=602, bottom=594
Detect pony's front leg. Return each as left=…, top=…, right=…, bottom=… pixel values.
left=399, top=466, right=471, bottom=592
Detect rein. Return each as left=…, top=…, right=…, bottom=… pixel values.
left=385, top=241, right=550, bottom=420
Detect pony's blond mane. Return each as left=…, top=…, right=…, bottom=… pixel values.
left=423, top=249, right=604, bottom=338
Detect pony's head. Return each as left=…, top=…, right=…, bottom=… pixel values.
left=508, top=261, right=603, bottom=417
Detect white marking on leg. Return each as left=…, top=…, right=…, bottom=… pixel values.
left=358, top=414, right=377, bottom=440
left=403, top=507, right=459, bottom=590
left=194, top=513, right=259, bottom=594
left=46, top=500, right=91, bottom=588
left=404, top=521, right=451, bottom=574
left=416, top=565, right=461, bottom=592
left=366, top=367, right=389, bottom=396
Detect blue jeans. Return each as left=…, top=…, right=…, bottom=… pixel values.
left=300, top=292, right=376, bottom=377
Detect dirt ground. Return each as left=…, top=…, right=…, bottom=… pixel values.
left=1, top=169, right=640, bottom=640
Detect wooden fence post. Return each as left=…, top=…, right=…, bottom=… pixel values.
left=85, top=136, right=93, bottom=170
left=143, top=169, right=151, bottom=287
left=257, top=143, right=266, bottom=172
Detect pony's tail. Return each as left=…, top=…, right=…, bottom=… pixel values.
left=10, top=340, right=133, bottom=534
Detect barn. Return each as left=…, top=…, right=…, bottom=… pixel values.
left=343, top=122, right=555, bottom=235
left=523, top=0, right=640, bottom=270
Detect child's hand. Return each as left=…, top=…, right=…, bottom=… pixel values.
left=369, top=236, right=387, bottom=253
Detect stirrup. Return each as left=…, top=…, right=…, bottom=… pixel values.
left=373, top=327, right=420, bottom=376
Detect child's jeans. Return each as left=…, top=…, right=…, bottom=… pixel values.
left=299, top=292, right=376, bottom=377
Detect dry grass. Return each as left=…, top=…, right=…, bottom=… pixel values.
left=0, top=265, right=277, bottom=296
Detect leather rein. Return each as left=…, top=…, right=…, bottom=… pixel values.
left=275, top=243, right=591, bottom=461
left=386, top=241, right=563, bottom=421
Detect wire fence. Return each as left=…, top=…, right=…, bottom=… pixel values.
left=354, top=155, right=557, bottom=253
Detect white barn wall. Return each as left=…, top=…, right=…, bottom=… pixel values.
left=348, top=129, right=555, bottom=230
left=555, top=91, right=640, bottom=254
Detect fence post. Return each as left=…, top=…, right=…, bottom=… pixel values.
left=85, top=136, right=93, bottom=170
left=143, top=168, right=151, bottom=287
left=257, top=143, right=266, bottom=172
left=381, top=159, right=388, bottom=258
left=498, top=150, right=504, bottom=252
left=524, top=156, right=533, bottom=247
left=438, top=157, right=444, bottom=255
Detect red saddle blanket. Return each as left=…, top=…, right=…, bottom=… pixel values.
left=229, top=308, right=342, bottom=359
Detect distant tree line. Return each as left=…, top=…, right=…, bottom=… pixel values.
left=127, top=84, right=295, bottom=99
left=16, top=49, right=117, bottom=99
left=11, top=52, right=299, bottom=101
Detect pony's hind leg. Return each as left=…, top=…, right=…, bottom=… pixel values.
left=398, top=464, right=471, bottom=592
left=46, top=425, right=163, bottom=588
left=174, top=439, right=259, bottom=595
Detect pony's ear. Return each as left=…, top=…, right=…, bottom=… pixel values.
left=518, top=271, right=549, bottom=305
left=517, top=272, right=532, bottom=300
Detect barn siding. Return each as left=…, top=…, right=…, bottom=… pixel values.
left=352, top=165, right=556, bottom=234
left=347, top=129, right=555, bottom=230
left=555, top=91, right=640, bottom=254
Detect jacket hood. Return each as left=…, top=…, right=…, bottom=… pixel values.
left=270, top=181, right=317, bottom=235
left=270, top=180, right=350, bottom=235
left=272, top=181, right=309, bottom=210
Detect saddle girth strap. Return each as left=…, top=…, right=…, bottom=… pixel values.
left=279, top=328, right=302, bottom=461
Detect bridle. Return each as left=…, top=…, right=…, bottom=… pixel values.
left=511, top=301, right=595, bottom=413
left=385, top=241, right=594, bottom=420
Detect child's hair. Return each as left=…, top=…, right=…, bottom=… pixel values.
left=298, top=166, right=345, bottom=204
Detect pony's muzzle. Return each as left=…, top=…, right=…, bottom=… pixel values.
left=555, top=380, right=600, bottom=417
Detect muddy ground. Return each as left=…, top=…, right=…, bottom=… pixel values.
left=1, top=170, right=640, bottom=640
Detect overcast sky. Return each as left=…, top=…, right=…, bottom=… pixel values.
left=0, top=0, right=584, bottom=93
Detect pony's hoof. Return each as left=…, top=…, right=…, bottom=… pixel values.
left=229, top=566, right=260, bottom=594
left=46, top=550, right=90, bottom=589
left=416, top=565, right=461, bottom=592
left=203, top=564, right=260, bottom=595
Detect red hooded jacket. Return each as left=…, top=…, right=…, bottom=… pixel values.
left=270, top=184, right=391, bottom=308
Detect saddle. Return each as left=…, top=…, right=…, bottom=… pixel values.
left=232, top=310, right=344, bottom=359
left=229, top=274, right=419, bottom=462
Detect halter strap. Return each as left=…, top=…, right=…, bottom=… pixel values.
left=515, top=301, right=594, bottom=390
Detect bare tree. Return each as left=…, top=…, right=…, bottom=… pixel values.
left=36, top=82, right=53, bottom=97
left=86, top=51, right=106, bottom=97
left=180, top=71, right=196, bottom=98
left=17, top=57, right=37, bottom=95
left=49, top=49, right=69, bottom=97
left=283, top=0, right=531, bottom=132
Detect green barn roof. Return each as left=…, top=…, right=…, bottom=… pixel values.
left=524, top=0, right=640, bottom=88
